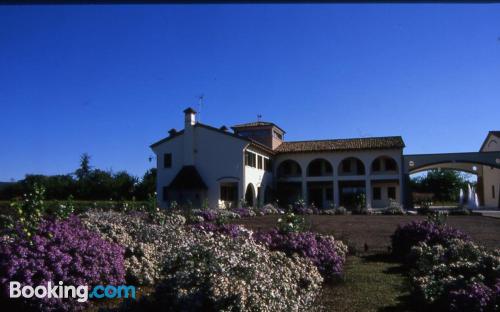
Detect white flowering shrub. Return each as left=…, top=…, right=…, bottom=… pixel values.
left=410, top=239, right=500, bottom=310
left=82, top=210, right=192, bottom=285
left=157, top=232, right=323, bottom=311
left=83, top=210, right=325, bottom=311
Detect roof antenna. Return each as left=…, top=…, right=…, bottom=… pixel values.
left=257, top=114, right=262, bottom=122
left=197, top=94, right=204, bottom=122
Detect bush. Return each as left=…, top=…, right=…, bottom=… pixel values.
left=391, top=219, right=470, bottom=259
left=231, top=207, right=255, bottom=218
left=155, top=232, right=323, bottom=311
left=0, top=216, right=125, bottom=311
left=277, top=212, right=307, bottom=233
left=382, top=199, right=405, bottom=215
left=190, top=222, right=249, bottom=239
left=82, top=210, right=187, bottom=286
left=410, top=239, right=500, bottom=310
left=253, top=229, right=348, bottom=281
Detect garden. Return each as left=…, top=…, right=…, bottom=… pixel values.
left=0, top=184, right=499, bottom=311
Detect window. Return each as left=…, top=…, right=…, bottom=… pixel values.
left=373, top=187, right=381, bottom=200
left=273, top=130, right=283, bottom=140
left=388, top=187, right=396, bottom=200
left=372, top=159, right=381, bottom=172
left=257, top=155, right=263, bottom=169
left=264, top=158, right=272, bottom=172
left=163, top=153, right=172, bottom=168
left=493, top=185, right=496, bottom=199
left=245, top=151, right=256, bottom=168
left=220, top=183, right=238, bottom=202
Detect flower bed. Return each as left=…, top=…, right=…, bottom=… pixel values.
left=83, top=210, right=326, bottom=310
left=155, top=232, right=323, bottom=311
left=253, top=229, right=348, bottom=281
left=0, top=216, right=125, bottom=311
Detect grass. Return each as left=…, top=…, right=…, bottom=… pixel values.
left=318, top=255, right=415, bottom=312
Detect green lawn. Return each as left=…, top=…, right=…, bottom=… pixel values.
left=318, top=255, right=415, bottom=312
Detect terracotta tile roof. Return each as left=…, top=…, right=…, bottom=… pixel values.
left=275, top=136, right=405, bottom=153
left=232, top=121, right=286, bottom=133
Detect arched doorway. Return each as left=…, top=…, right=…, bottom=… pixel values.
left=245, top=183, right=256, bottom=207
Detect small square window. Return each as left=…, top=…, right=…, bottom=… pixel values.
left=257, top=155, right=263, bottom=170
left=373, top=187, right=381, bottom=200
left=164, top=153, right=172, bottom=168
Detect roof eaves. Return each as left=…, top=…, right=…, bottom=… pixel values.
left=150, top=130, right=185, bottom=148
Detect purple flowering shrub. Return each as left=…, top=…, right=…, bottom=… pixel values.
left=232, top=207, right=253, bottom=218
left=0, top=216, right=125, bottom=311
left=253, top=229, right=347, bottom=280
left=391, top=220, right=470, bottom=259
left=449, top=282, right=495, bottom=312
left=198, top=209, right=217, bottom=222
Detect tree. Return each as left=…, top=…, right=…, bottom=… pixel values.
left=411, top=169, right=470, bottom=202
left=134, top=168, right=156, bottom=200
left=75, top=153, right=92, bottom=181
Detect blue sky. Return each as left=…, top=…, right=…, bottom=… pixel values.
left=0, top=4, right=499, bottom=181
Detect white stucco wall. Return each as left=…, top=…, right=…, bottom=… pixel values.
left=243, top=148, right=273, bottom=207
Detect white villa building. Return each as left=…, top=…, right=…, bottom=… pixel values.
left=151, top=108, right=500, bottom=210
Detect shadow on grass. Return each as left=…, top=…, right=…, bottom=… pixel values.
left=361, top=253, right=420, bottom=312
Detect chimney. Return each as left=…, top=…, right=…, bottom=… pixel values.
left=184, top=107, right=197, bottom=128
